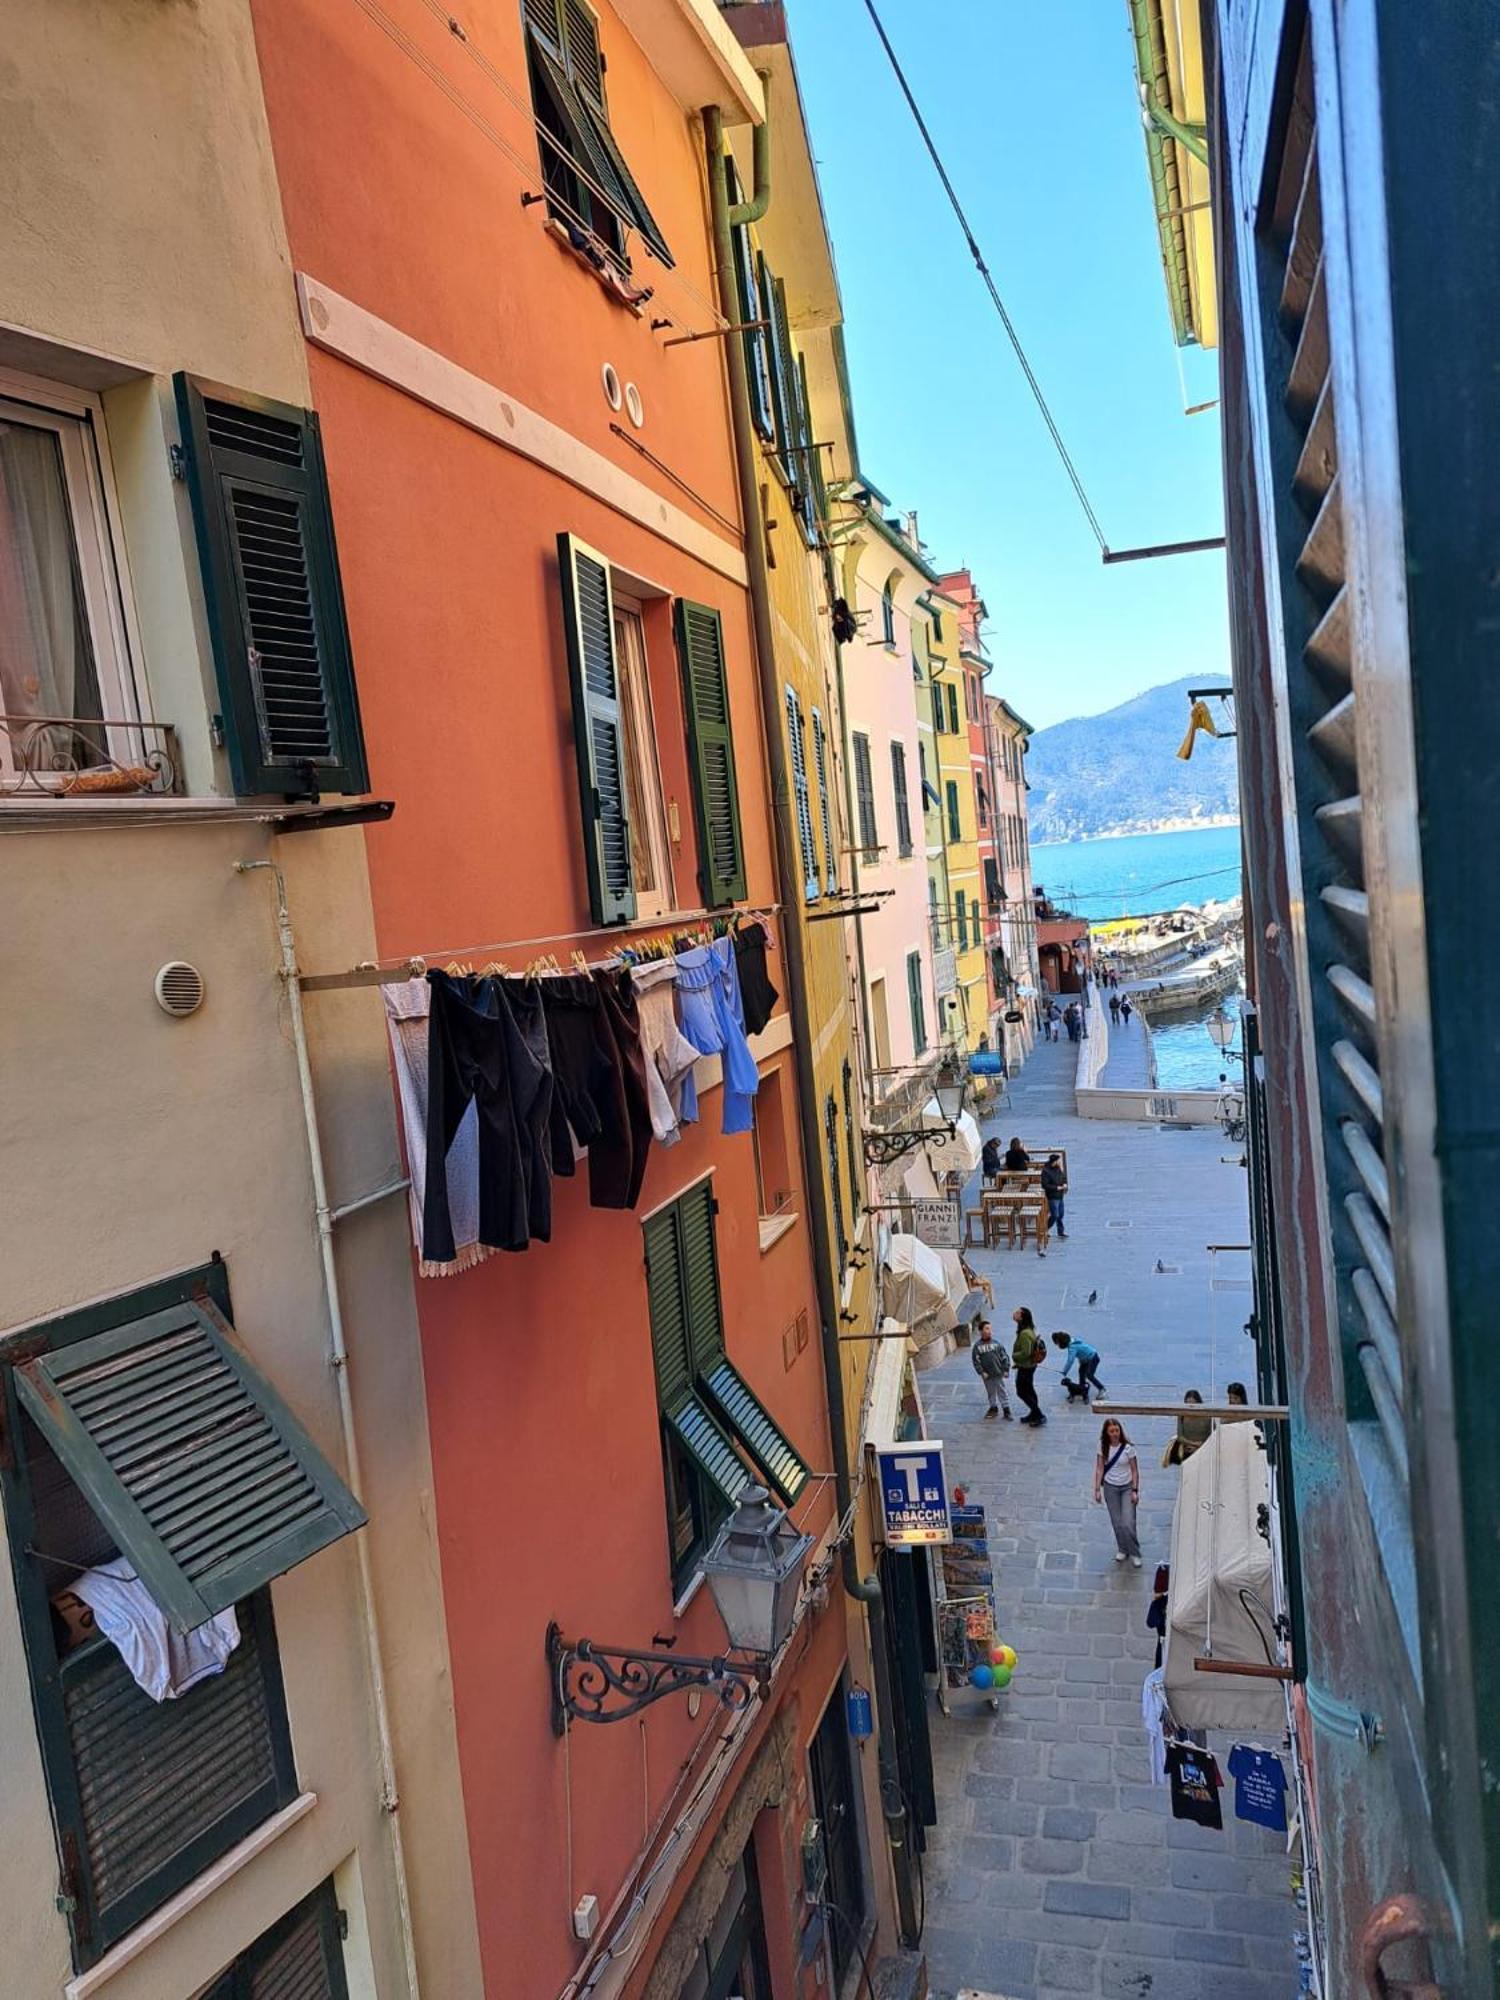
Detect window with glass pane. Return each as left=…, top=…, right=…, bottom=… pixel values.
left=612, top=602, right=674, bottom=918
left=0, top=391, right=136, bottom=782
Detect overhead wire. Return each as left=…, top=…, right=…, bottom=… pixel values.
left=858, top=0, right=1111, bottom=556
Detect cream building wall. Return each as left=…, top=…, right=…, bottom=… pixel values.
left=0, top=4, right=480, bottom=1995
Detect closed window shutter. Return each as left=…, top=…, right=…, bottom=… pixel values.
left=64, top=1593, right=294, bottom=1960
left=946, top=781, right=960, bottom=844
left=678, top=1179, right=725, bottom=1373
left=238, top=1882, right=349, bottom=2000
left=675, top=600, right=746, bottom=906
left=644, top=1206, right=693, bottom=1408
left=16, top=1302, right=366, bottom=1635
left=558, top=533, right=637, bottom=925
left=947, top=683, right=959, bottom=734
left=174, top=378, right=368, bottom=799
left=701, top=1358, right=809, bottom=1505
left=891, top=742, right=912, bottom=855
left=786, top=690, right=818, bottom=901
left=907, top=952, right=926, bottom=1053
left=812, top=708, right=838, bottom=890
left=825, top=1094, right=847, bottom=1266
left=956, top=890, right=967, bottom=949
left=798, top=353, right=826, bottom=528
left=761, top=256, right=794, bottom=468
left=842, top=1058, right=861, bottom=1221
left=852, top=732, right=877, bottom=858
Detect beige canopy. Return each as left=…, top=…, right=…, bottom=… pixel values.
left=1163, top=1420, right=1285, bottom=1732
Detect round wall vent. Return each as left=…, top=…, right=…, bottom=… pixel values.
left=601, top=362, right=623, bottom=411
left=155, top=961, right=206, bottom=1019
left=624, top=381, right=645, bottom=428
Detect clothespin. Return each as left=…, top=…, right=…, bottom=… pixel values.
left=571, top=949, right=589, bottom=972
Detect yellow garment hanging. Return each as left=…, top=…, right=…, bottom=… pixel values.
left=1177, top=698, right=1220, bottom=761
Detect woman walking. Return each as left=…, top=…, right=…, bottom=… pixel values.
left=1094, top=1418, right=1142, bottom=1566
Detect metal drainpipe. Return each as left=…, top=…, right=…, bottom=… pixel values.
left=702, top=99, right=920, bottom=1947
left=235, top=858, right=422, bottom=1998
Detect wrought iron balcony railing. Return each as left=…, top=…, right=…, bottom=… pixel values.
left=1, top=716, right=181, bottom=797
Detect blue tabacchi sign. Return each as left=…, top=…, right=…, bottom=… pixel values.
left=874, top=1440, right=951, bottom=1545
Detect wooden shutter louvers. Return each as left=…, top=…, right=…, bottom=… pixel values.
left=175, top=378, right=367, bottom=799
left=676, top=600, right=746, bottom=906
left=558, top=533, right=636, bottom=925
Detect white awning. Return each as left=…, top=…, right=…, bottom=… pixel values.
left=881, top=1234, right=948, bottom=1323
left=919, top=1103, right=982, bottom=1176
left=865, top=1332, right=913, bottom=1448
left=1162, top=1421, right=1284, bottom=1732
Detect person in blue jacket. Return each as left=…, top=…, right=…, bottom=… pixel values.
left=1052, top=1331, right=1105, bottom=1402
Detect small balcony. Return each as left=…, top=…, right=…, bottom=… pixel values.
left=1, top=715, right=181, bottom=798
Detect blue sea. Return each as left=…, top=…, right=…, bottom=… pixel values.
left=1030, top=824, right=1242, bottom=922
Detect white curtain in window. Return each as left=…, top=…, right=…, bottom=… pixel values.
left=0, top=419, right=100, bottom=724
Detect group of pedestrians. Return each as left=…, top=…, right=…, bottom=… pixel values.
left=1107, top=990, right=1134, bottom=1027
left=971, top=1311, right=1104, bottom=1426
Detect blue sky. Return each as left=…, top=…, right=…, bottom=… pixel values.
left=789, top=0, right=1230, bottom=731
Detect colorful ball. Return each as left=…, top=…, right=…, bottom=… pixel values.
left=995, top=1644, right=1018, bottom=1668
left=988, top=1645, right=1007, bottom=1666
left=991, top=1663, right=1014, bottom=1689
left=970, top=1664, right=995, bottom=1690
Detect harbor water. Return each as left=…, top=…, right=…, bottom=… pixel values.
left=1032, top=822, right=1242, bottom=921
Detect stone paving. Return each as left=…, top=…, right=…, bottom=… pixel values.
left=911, top=1031, right=1300, bottom=2000
left=1095, top=999, right=1154, bottom=1091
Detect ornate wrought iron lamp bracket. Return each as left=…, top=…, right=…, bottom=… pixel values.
left=546, top=1622, right=760, bottom=1735
left=863, top=1124, right=951, bottom=1167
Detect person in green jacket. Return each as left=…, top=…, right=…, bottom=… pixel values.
left=1011, top=1307, right=1047, bottom=1426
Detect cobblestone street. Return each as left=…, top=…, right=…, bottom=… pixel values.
left=911, top=1028, right=1300, bottom=1999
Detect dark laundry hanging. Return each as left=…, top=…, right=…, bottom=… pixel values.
left=592, top=966, right=653, bottom=1208
left=540, top=971, right=641, bottom=1209
left=733, top=921, right=779, bottom=1038
left=422, top=971, right=554, bottom=1262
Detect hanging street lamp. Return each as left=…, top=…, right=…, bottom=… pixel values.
left=547, top=1485, right=814, bottom=1732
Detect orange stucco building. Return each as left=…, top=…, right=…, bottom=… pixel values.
left=245, top=1, right=863, bottom=1991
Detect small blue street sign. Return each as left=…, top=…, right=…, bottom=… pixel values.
left=846, top=1684, right=873, bottom=1738
left=874, top=1440, right=951, bottom=1545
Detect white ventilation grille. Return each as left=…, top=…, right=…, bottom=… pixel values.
left=154, top=962, right=205, bottom=1019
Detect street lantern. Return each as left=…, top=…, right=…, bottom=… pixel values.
left=702, top=1484, right=814, bottom=1659
left=932, top=1050, right=968, bottom=1125
left=1206, top=1005, right=1236, bottom=1052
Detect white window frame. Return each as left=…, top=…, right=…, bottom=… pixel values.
left=611, top=593, right=675, bottom=920
left=0, top=367, right=144, bottom=787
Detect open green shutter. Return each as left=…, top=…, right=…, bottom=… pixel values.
left=701, top=1358, right=810, bottom=1506
left=15, top=1301, right=365, bottom=1635
left=526, top=0, right=564, bottom=53
left=732, top=218, right=775, bottom=441
left=578, top=97, right=675, bottom=267
left=812, top=708, right=838, bottom=890
left=907, top=952, right=927, bottom=1053
left=677, top=1179, right=726, bottom=1374
left=644, top=1205, right=692, bottom=1408
left=666, top=1399, right=751, bottom=1510
left=675, top=600, right=746, bottom=906
left=174, top=377, right=368, bottom=799
left=798, top=353, right=827, bottom=530
left=786, top=689, right=818, bottom=902
left=559, top=533, right=637, bottom=925
left=561, top=0, right=604, bottom=107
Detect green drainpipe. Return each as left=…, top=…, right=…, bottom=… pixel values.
left=1125, top=0, right=1198, bottom=345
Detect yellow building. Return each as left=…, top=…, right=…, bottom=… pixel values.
left=927, top=595, right=988, bottom=1049
left=1126, top=0, right=1217, bottom=349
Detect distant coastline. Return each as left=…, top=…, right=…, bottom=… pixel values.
left=1034, top=814, right=1240, bottom=847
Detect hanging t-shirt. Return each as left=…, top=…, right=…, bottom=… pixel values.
left=1228, top=1745, right=1289, bottom=1832
left=1166, top=1743, right=1224, bottom=1829
left=1141, top=1667, right=1169, bottom=1786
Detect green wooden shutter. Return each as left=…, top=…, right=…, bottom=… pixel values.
left=891, top=741, right=912, bottom=855
left=842, top=1058, right=862, bottom=1222
left=851, top=732, right=877, bottom=858
left=955, top=890, right=967, bottom=949
left=644, top=1205, right=692, bottom=1409
left=579, top=96, right=675, bottom=267
left=701, top=1359, right=810, bottom=1506
left=526, top=0, right=563, bottom=53
left=675, top=600, right=746, bottom=906
left=824, top=1093, right=847, bottom=1266
left=798, top=353, right=826, bottom=530
left=15, top=1301, right=365, bottom=1635
left=63, top=1592, right=294, bottom=1959
left=561, top=0, right=604, bottom=107
left=812, top=708, right=838, bottom=890
left=678, top=1179, right=725, bottom=1373
left=786, top=689, right=818, bottom=902
left=730, top=195, right=775, bottom=441
left=907, top=951, right=927, bottom=1054
left=666, top=1399, right=751, bottom=1511
left=174, top=378, right=368, bottom=799
left=558, top=532, right=637, bottom=925
left=946, top=780, right=961, bottom=844
left=761, top=255, right=793, bottom=463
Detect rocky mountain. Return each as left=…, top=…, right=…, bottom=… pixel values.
left=1024, top=673, right=1239, bottom=841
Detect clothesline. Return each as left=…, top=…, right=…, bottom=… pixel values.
left=299, top=902, right=782, bottom=993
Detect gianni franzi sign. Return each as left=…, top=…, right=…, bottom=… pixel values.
left=875, top=1441, right=951, bottom=1545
